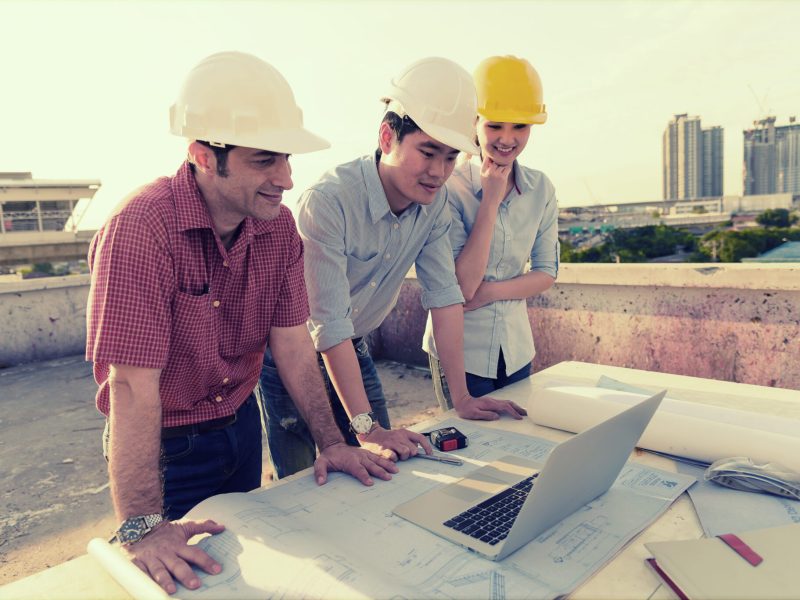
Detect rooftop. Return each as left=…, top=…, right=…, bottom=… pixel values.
left=2, top=263, right=799, bottom=585
left=742, top=241, right=800, bottom=262
left=0, top=355, right=437, bottom=584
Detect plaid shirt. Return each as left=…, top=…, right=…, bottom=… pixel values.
left=86, top=162, right=309, bottom=427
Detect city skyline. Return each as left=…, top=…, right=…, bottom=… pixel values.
left=2, top=0, right=799, bottom=229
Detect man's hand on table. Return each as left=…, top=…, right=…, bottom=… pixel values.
left=454, top=395, right=528, bottom=421
left=314, top=441, right=399, bottom=486
left=123, top=519, right=225, bottom=595
left=357, top=426, right=434, bottom=462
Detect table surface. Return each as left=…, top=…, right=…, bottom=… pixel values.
left=2, top=361, right=798, bottom=600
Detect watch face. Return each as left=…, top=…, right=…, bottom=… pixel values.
left=350, top=412, right=374, bottom=435
left=117, top=517, right=147, bottom=544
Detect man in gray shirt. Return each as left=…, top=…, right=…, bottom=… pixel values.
left=260, top=57, right=526, bottom=479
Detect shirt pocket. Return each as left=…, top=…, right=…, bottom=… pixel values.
left=346, top=252, right=384, bottom=294
left=170, top=290, right=215, bottom=368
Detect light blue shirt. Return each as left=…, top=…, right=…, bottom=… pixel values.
left=423, top=158, right=559, bottom=378
left=297, top=153, right=464, bottom=352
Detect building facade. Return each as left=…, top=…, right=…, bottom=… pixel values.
left=744, top=117, right=800, bottom=195
left=663, top=114, right=724, bottom=200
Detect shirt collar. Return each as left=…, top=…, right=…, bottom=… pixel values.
left=363, top=152, right=428, bottom=223
left=172, top=161, right=274, bottom=237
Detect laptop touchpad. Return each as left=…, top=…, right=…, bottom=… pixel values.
left=441, top=471, right=510, bottom=503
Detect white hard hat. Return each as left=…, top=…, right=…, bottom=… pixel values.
left=169, top=51, right=330, bottom=154
left=381, top=57, right=479, bottom=156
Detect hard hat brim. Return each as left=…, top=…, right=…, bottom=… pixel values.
left=418, top=120, right=480, bottom=156
left=204, top=127, right=331, bottom=155
left=255, top=127, right=331, bottom=154
left=477, top=107, right=548, bottom=126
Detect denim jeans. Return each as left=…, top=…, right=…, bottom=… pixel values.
left=428, top=350, right=531, bottom=411
left=259, top=337, right=390, bottom=479
left=103, top=394, right=262, bottom=520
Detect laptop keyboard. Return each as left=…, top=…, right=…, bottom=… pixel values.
left=443, top=473, right=539, bottom=545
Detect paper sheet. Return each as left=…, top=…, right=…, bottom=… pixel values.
left=527, top=385, right=800, bottom=473
left=88, top=422, right=694, bottom=600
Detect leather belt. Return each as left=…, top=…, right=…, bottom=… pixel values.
left=161, top=412, right=237, bottom=440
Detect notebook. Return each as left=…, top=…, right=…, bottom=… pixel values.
left=393, top=389, right=666, bottom=561
left=645, top=524, right=800, bottom=600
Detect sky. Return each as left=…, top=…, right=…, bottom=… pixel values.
left=2, top=0, right=799, bottom=230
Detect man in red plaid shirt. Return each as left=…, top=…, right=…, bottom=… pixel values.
left=86, top=52, right=397, bottom=595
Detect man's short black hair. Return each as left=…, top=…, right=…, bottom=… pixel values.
left=377, top=110, right=421, bottom=158
left=383, top=110, right=421, bottom=142
left=196, top=140, right=237, bottom=177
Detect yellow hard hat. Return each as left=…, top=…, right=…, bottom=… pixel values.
left=473, top=56, right=547, bottom=125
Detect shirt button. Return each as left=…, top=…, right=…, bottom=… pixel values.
left=213, top=300, right=221, bottom=308
left=384, top=254, right=391, bottom=260
left=353, top=308, right=360, bottom=313
left=215, top=395, right=223, bottom=403
left=393, top=223, right=399, bottom=230
left=222, top=377, right=230, bottom=384
left=370, top=281, right=377, bottom=287
left=223, top=261, right=229, bottom=268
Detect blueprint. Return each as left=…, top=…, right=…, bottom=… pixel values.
left=92, top=421, right=694, bottom=600
left=677, top=462, right=800, bottom=537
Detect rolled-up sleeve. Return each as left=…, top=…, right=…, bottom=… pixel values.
left=297, top=189, right=356, bottom=352
left=415, top=192, right=465, bottom=310
left=529, top=177, right=560, bottom=279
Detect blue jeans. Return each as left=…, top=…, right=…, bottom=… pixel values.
left=428, top=350, right=531, bottom=411
left=259, top=337, right=390, bottom=479
left=102, top=394, right=262, bottom=520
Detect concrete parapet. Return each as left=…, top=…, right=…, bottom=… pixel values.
left=2, top=265, right=799, bottom=391
left=0, top=274, right=90, bottom=366
left=374, top=264, right=800, bottom=390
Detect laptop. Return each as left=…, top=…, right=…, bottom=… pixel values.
left=393, top=389, right=666, bottom=561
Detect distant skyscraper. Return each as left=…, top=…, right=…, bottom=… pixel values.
left=743, top=117, right=800, bottom=195
left=663, top=114, right=724, bottom=200
left=702, top=126, right=724, bottom=197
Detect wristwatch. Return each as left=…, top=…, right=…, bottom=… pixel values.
left=110, top=513, right=164, bottom=545
left=349, top=412, right=376, bottom=436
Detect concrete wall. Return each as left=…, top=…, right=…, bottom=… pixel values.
left=2, top=265, right=799, bottom=391
left=0, top=274, right=90, bottom=367
left=374, top=264, right=800, bottom=390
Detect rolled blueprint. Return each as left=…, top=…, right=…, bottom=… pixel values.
left=87, top=538, right=169, bottom=600
left=529, top=386, right=800, bottom=475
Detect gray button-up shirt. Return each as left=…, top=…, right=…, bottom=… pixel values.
left=297, top=153, right=464, bottom=352
left=423, top=158, right=559, bottom=378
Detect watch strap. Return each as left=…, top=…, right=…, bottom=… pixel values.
left=110, top=513, right=164, bottom=545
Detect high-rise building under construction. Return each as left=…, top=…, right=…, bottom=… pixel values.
left=743, top=116, right=800, bottom=195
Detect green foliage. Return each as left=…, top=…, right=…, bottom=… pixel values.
left=755, top=208, right=797, bottom=228
left=561, top=225, right=695, bottom=263
left=696, top=227, right=800, bottom=262
left=32, top=262, right=54, bottom=274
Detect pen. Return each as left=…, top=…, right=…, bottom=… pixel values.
left=415, top=452, right=463, bottom=466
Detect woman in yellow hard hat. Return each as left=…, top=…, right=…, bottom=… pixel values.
left=423, top=55, right=560, bottom=410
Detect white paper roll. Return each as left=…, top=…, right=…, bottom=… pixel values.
left=86, top=538, right=170, bottom=600
left=530, top=386, right=800, bottom=474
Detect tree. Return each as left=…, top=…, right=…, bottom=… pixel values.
left=756, top=208, right=797, bottom=228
